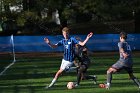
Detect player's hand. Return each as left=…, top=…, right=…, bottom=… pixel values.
left=83, top=47, right=87, bottom=51
left=122, top=52, right=128, bottom=59
left=44, top=37, right=50, bottom=44
left=87, top=32, right=93, bottom=38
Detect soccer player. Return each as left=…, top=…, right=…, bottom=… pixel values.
left=99, top=32, right=140, bottom=89
left=74, top=42, right=97, bottom=87
left=44, top=27, right=93, bottom=88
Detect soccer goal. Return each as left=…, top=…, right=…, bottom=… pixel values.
left=0, top=34, right=16, bottom=76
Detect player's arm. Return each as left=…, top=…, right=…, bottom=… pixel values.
left=74, top=60, right=80, bottom=68
left=78, top=32, right=93, bottom=46
left=120, top=48, right=128, bottom=59
left=44, top=37, right=58, bottom=48
left=83, top=47, right=87, bottom=52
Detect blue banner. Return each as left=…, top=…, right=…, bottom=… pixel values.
left=0, top=34, right=140, bottom=52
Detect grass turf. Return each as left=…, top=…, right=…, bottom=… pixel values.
left=0, top=53, right=140, bottom=93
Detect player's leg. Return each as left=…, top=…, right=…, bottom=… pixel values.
left=65, top=60, right=79, bottom=73
left=80, top=65, right=87, bottom=80
left=46, top=59, right=73, bottom=88
left=100, top=61, right=122, bottom=89
left=129, top=73, right=140, bottom=88
left=99, top=67, right=117, bottom=89
left=82, top=65, right=97, bottom=84
left=126, top=67, right=140, bottom=88
left=84, top=75, right=97, bottom=84
left=65, top=66, right=78, bottom=72
left=76, top=65, right=86, bottom=86
left=47, top=69, right=64, bottom=88
left=106, top=67, right=117, bottom=87
left=106, top=61, right=125, bottom=89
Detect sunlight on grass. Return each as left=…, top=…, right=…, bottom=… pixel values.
left=0, top=54, right=140, bottom=93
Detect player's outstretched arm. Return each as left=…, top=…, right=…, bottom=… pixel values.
left=79, top=32, right=93, bottom=46
left=44, top=37, right=58, bottom=48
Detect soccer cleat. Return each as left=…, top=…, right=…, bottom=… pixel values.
left=45, top=85, right=52, bottom=89
left=99, top=84, right=110, bottom=90
left=93, top=75, right=97, bottom=84
left=75, top=83, right=79, bottom=87
left=45, top=86, right=50, bottom=89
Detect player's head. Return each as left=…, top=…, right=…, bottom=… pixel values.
left=62, top=27, right=70, bottom=39
left=120, top=32, right=127, bottom=41
left=62, top=27, right=70, bottom=33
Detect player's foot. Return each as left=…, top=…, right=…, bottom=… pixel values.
left=75, top=83, right=79, bottom=87
left=93, top=75, right=97, bottom=84
left=99, top=84, right=110, bottom=90
left=45, top=86, right=51, bottom=89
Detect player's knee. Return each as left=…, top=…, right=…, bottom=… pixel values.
left=130, top=76, right=136, bottom=79
left=107, top=68, right=111, bottom=74
left=129, top=73, right=135, bottom=79
left=58, top=69, right=63, bottom=74
left=78, top=67, right=83, bottom=72
left=107, top=68, right=114, bottom=74
left=107, top=70, right=110, bottom=74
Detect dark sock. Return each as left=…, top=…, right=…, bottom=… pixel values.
left=85, top=75, right=95, bottom=80
left=132, top=77, right=140, bottom=87
left=77, top=72, right=81, bottom=85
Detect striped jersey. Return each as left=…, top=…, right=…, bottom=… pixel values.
left=56, top=37, right=79, bottom=62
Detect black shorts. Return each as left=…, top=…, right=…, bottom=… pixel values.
left=112, top=60, right=133, bottom=73
left=80, top=59, right=90, bottom=73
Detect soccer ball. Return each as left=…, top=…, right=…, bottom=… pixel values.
left=67, top=82, right=75, bottom=89
left=99, top=84, right=105, bottom=88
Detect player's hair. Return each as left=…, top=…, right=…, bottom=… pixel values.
left=62, top=27, right=70, bottom=33
left=120, top=31, right=127, bottom=40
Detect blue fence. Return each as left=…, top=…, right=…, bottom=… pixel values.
left=0, top=34, right=140, bottom=52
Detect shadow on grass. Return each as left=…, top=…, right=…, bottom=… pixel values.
left=0, top=78, right=140, bottom=93
left=0, top=71, right=55, bottom=80
left=0, top=56, right=140, bottom=93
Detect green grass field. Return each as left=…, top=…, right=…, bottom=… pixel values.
left=0, top=52, right=140, bottom=93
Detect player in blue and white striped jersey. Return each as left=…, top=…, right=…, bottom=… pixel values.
left=44, top=27, right=93, bottom=88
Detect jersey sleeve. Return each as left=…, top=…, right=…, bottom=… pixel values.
left=71, top=37, right=80, bottom=44
left=56, top=40, right=63, bottom=46
left=118, top=42, right=124, bottom=49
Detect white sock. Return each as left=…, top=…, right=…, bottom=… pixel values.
left=49, top=78, right=57, bottom=87
left=107, top=83, right=110, bottom=86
